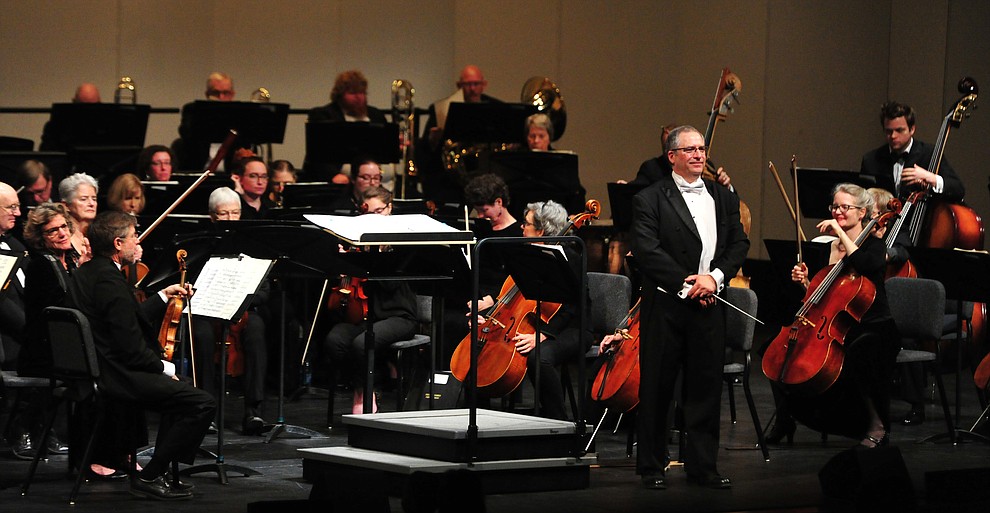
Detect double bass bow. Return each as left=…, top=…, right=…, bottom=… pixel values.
left=450, top=200, right=601, bottom=398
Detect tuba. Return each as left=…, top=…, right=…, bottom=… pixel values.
left=114, top=76, right=136, bottom=104
left=521, top=76, right=566, bottom=140
left=392, top=79, right=416, bottom=198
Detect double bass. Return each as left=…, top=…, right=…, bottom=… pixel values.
left=449, top=200, right=601, bottom=397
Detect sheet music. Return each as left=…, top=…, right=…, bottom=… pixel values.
left=305, top=213, right=471, bottom=244
left=0, top=254, right=18, bottom=288
left=189, top=254, right=272, bottom=321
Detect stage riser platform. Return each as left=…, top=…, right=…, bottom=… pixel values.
left=341, top=408, right=585, bottom=463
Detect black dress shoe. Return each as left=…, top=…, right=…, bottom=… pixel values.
left=688, top=474, right=732, bottom=489
left=901, top=408, right=925, bottom=426
left=165, top=473, right=196, bottom=492
left=242, top=415, right=265, bottom=436
left=129, top=475, right=192, bottom=500
left=11, top=433, right=36, bottom=460
left=47, top=432, right=69, bottom=455
left=641, top=475, right=667, bottom=490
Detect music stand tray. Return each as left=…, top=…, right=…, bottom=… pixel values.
left=48, top=103, right=150, bottom=148
left=796, top=168, right=876, bottom=219
left=180, top=100, right=289, bottom=145
left=607, top=182, right=648, bottom=232
left=488, top=150, right=585, bottom=219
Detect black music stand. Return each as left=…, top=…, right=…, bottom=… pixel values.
left=466, top=236, right=588, bottom=460
left=279, top=182, right=348, bottom=209
left=607, top=182, right=647, bottom=232
left=142, top=175, right=232, bottom=216
left=761, top=239, right=833, bottom=327
left=217, top=223, right=341, bottom=442
left=444, top=102, right=536, bottom=146
left=305, top=121, right=401, bottom=170
left=181, top=255, right=273, bottom=483
left=180, top=100, right=289, bottom=147
left=906, top=247, right=990, bottom=444
left=795, top=168, right=876, bottom=219
left=488, top=151, right=585, bottom=218
left=45, top=103, right=150, bottom=177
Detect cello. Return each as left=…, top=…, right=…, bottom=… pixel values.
left=590, top=299, right=641, bottom=413
left=762, top=205, right=889, bottom=395
left=450, top=200, right=601, bottom=397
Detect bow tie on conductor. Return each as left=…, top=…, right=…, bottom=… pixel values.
left=679, top=182, right=705, bottom=194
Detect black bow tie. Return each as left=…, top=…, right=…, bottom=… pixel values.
left=891, top=151, right=909, bottom=162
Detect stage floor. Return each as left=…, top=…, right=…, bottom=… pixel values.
left=2, top=350, right=990, bottom=512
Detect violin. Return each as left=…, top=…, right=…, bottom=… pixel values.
left=223, top=312, right=249, bottom=377
left=591, top=299, right=641, bottom=413
left=122, top=261, right=150, bottom=302
left=158, top=249, right=188, bottom=361
left=450, top=200, right=601, bottom=397
left=762, top=216, right=885, bottom=395
left=326, top=271, right=369, bottom=325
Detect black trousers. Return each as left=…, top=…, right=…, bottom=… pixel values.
left=637, top=292, right=724, bottom=479
left=526, top=327, right=583, bottom=420
left=324, top=316, right=417, bottom=387
left=193, top=314, right=267, bottom=415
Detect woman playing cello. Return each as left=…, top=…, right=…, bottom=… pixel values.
left=785, top=183, right=900, bottom=447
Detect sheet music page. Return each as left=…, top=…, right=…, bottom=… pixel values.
left=0, top=254, right=17, bottom=286
left=189, top=254, right=272, bottom=321
left=305, top=213, right=461, bottom=242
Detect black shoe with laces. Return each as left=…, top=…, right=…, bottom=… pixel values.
left=11, top=433, right=36, bottom=460
left=129, top=474, right=192, bottom=500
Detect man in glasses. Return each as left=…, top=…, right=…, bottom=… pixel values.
left=626, top=125, right=748, bottom=491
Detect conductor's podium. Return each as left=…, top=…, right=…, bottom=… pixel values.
left=300, top=409, right=592, bottom=503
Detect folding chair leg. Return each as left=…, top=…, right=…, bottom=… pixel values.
left=934, top=369, right=955, bottom=441
left=21, top=397, right=61, bottom=496
left=743, top=373, right=770, bottom=461
left=727, top=380, right=737, bottom=423
left=69, top=412, right=105, bottom=505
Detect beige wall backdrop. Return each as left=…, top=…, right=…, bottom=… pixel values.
left=2, top=0, right=988, bottom=259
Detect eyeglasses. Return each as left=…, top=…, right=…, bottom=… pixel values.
left=1, top=203, right=21, bottom=213
left=365, top=205, right=391, bottom=214
left=43, top=223, right=69, bottom=237
left=828, top=204, right=865, bottom=213
left=214, top=209, right=241, bottom=218
left=244, top=173, right=268, bottom=181
left=670, top=146, right=707, bottom=155
left=356, top=174, right=382, bottom=183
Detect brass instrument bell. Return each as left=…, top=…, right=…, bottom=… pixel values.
left=114, top=76, right=136, bottom=104
left=521, top=77, right=566, bottom=140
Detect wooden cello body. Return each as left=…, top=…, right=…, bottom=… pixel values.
left=590, top=299, right=641, bottom=413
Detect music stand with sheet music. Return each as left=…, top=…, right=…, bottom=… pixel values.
left=796, top=168, right=876, bottom=219
left=305, top=122, right=401, bottom=170
left=488, top=150, right=586, bottom=218
left=181, top=254, right=273, bottom=483
left=215, top=222, right=337, bottom=442
left=607, top=182, right=648, bottom=232
left=906, top=247, right=990, bottom=444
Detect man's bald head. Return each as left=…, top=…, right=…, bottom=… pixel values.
left=73, top=83, right=101, bottom=103
left=457, top=65, right=488, bottom=103
left=0, top=182, right=21, bottom=234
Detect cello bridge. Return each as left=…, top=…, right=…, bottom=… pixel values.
left=616, top=329, right=632, bottom=340
left=796, top=315, right=816, bottom=328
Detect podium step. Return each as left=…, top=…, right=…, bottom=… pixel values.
left=300, top=446, right=594, bottom=496
left=342, top=408, right=585, bottom=462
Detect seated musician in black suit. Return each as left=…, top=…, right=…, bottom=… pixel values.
left=860, top=101, right=965, bottom=202
left=192, top=187, right=271, bottom=435
left=323, top=186, right=418, bottom=414
left=73, top=211, right=215, bottom=500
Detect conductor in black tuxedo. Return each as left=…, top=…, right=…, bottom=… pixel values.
left=73, top=211, right=216, bottom=500
left=629, top=125, right=748, bottom=490
left=859, top=101, right=965, bottom=201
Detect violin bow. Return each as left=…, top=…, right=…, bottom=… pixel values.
left=790, top=155, right=803, bottom=265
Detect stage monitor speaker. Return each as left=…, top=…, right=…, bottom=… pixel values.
left=417, top=371, right=463, bottom=409
left=818, top=446, right=916, bottom=511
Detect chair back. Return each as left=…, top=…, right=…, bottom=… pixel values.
left=724, top=287, right=758, bottom=351
left=414, top=295, right=433, bottom=324
left=886, top=277, right=945, bottom=341
left=587, top=272, right=632, bottom=337
left=43, top=306, right=99, bottom=383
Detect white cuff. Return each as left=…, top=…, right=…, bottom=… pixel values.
left=710, top=269, right=725, bottom=292
left=161, top=360, right=176, bottom=377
